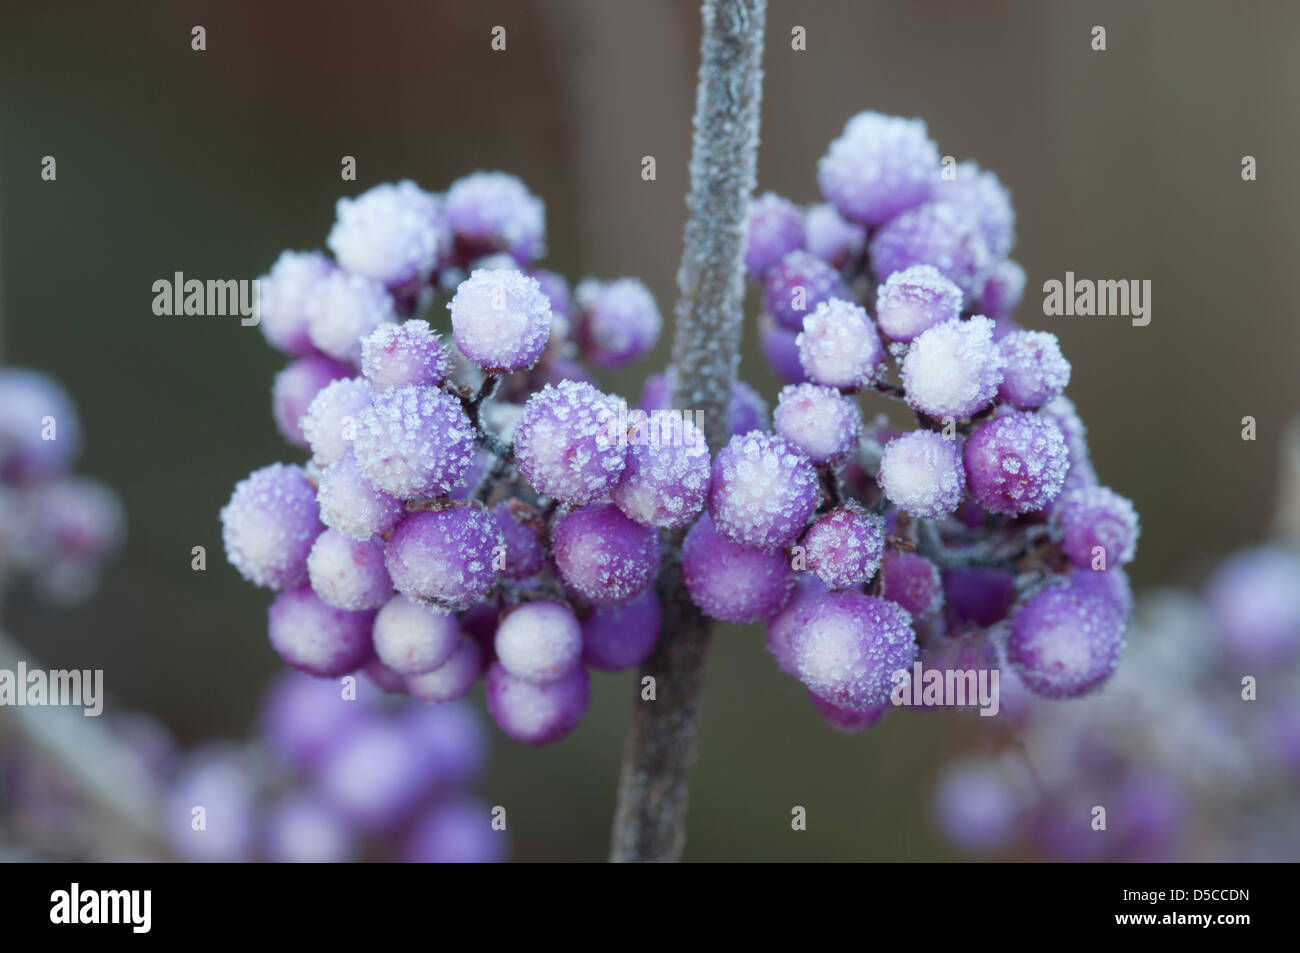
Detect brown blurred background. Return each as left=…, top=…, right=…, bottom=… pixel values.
left=1, top=0, right=1297, bottom=860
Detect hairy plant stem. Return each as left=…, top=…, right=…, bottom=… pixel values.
left=609, top=0, right=766, bottom=863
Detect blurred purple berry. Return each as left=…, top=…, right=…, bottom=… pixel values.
left=870, top=203, right=991, bottom=299
left=763, top=250, right=848, bottom=333
left=818, top=111, right=940, bottom=226
left=745, top=191, right=806, bottom=277
left=581, top=589, right=662, bottom=671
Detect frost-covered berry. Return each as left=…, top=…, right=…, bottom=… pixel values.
left=327, top=180, right=447, bottom=289
left=818, top=111, right=940, bottom=226
left=764, top=250, right=848, bottom=332
left=1206, top=546, right=1300, bottom=664
left=870, top=203, right=991, bottom=299
left=791, top=591, right=918, bottom=711
left=709, top=431, right=819, bottom=551
left=683, top=513, right=794, bottom=624
left=372, top=594, right=461, bottom=675
left=492, top=503, right=545, bottom=580
left=1070, top=566, right=1133, bottom=620
left=764, top=573, right=829, bottom=676
left=977, top=258, right=1026, bottom=320
left=1038, top=395, right=1097, bottom=493
left=877, top=430, right=965, bottom=518
left=513, top=380, right=628, bottom=504
left=809, top=693, right=890, bottom=734
left=532, top=268, right=573, bottom=319
left=449, top=269, right=553, bottom=372
left=773, top=383, right=861, bottom=465
left=802, top=506, right=885, bottom=588
left=997, top=330, right=1070, bottom=410
left=272, top=356, right=352, bottom=448
left=1055, top=485, right=1139, bottom=569
left=803, top=203, right=865, bottom=272
left=307, top=528, right=392, bottom=610
left=745, top=192, right=806, bottom=277
left=315, top=451, right=403, bottom=541
left=361, top=319, right=447, bottom=391
left=301, top=377, right=374, bottom=466
left=581, top=589, right=661, bottom=671
left=1006, top=583, right=1125, bottom=698
left=901, top=316, right=1002, bottom=419
left=573, top=277, right=662, bottom=367
left=445, top=171, right=545, bottom=265
left=353, top=385, right=476, bottom=500
left=267, top=587, right=375, bottom=676
left=485, top=661, right=590, bottom=745
left=760, top=316, right=807, bottom=385
left=609, top=414, right=710, bottom=528
left=258, top=251, right=335, bottom=357
left=384, top=506, right=502, bottom=609
left=964, top=411, right=1068, bottom=515
left=495, top=601, right=583, bottom=684
left=880, top=550, right=943, bottom=619
left=306, top=271, right=396, bottom=364
left=552, top=502, right=660, bottom=606
left=221, top=463, right=322, bottom=590
left=406, top=636, right=483, bottom=702
left=874, top=264, right=963, bottom=343
left=796, top=298, right=884, bottom=390
left=934, top=160, right=1016, bottom=259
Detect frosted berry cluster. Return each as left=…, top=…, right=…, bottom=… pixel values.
left=0, top=367, right=125, bottom=605
left=224, top=173, right=677, bottom=747
left=732, top=110, right=1140, bottom=729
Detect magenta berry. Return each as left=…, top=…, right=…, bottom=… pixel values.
left=373, top=594, right=462, bottom=675
left=683, top=513, right=794, bottom=624
left=267, top=587, right=375, bottom=677
left=802, top=506, right=885, bottom=589
left=964, top=411, right=1068, bottom=515
left=352, top=385, right=476, bottom=500
left=485, top=661, right=590, bottom=745
left=745, top=191, right=806, bottom=277
left=796, top=298, right=884, bottom=390
left=494, top=601, right=583, bottom=684
left=449, top=268, right=553, bottom=372
left=708, top=431, right=819, bottom=552
left=877, top=429, right=965, bottom=518
left=874, top=264, right=963, bottom=343
left=1006, top=583, right=1125, bottom=698
left=581, top=589, right=662, bottom=671
left=552, top=502, right=660, bottom=606
left=763, top=250, right=848, bottom=333
left=513, top=380, right=628, bottom=504
left=901, top=316, right=1002, bottom=419
left=383, top=507, right=502, bottom=610
left=220, top=463, right=322, bottom=590
left=869, top=203, right=991, bottom=299
left=609, top=414, right=710, bottom=529
left=791, top=591, right=918, bottom=712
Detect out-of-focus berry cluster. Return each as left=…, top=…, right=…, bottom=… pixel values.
left=0, top=367, right=124, bottom=605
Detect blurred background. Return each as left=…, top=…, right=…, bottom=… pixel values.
left=1, top=0, right=1298, bottom=860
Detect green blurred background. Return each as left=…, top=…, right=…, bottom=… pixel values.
left=2, top=0, right=1298, bottom=860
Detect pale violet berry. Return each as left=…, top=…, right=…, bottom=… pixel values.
left=964, top=411, right=1068, bottom=515
left=997, top=329, right=1071, bottom=410
left=306, top=271, right=396, bottom=364
left=272, top=356, right=352, bottom=449
left=874, top=264, right=963, bottom=343
left=494, top=601, right=583, bottom=684
left=445, top=171, right=546, bottom=265
left=406, top=636, right=483, bottom=703
left=683, top=513, right=794, bottom=624
left=802, top=506, right=885, bottom=589
left=581, top=589, right=661, bottom=671
left=901, top=316, right=1003, bottom=419
left=796, top=298, right=884, bottom=390
left=1054, top=485, right=1139, bottom=569
left=933, top=160, right=1016, bottom=259
left=220, top=463, right=322, bottom=590
left=803, top=202, right=865, bottom=271
left=1006, top=582, right=1125, bottom=698
left=449, top=268, right=553, bottom=372
left=609, top=414, right=710, bottom=528
left=573, top=277, right=662, bottom=368
left=513, top=380, right=628, bottom=504
left=977, top=259, right=1027, bottom=320
left=372, top=593, right=461, bottom=675
left=817, top=112, right=940, bottom=226
left=352, top=385, right=476, bottom=500
left=745, top=191, right=806, bottom=277
left=307, top=528, right=393, bottom=611
left=792, top=591, right=918, bottom=712
left=708, top=431, right=819, bottom=551
left=327, top=180, right=447, bottom=289
left=877, top=430, right=965, bottom=518
left=485, top=662, right=590, bottom=745
left=552, top=502, right=660, bottom=606
left=869, top=202, right=992, bottom=299
left=772, top=383, right=862, bottom=465
left=267, top=587, right=375, bottom=677
left=361, top=319, right=448, bottom=391
left=383, top=507, right=502, bottom=610
left=315, top=451, right=403, bottom=541
left=258, top=251, right=335, bottom=357
left=301, top=377, right=374, bottom=466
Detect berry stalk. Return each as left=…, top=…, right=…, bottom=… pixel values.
left=609, top=0, right=767, bottom=863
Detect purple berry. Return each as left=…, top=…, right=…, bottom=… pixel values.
left=708, top=431, right=819, bottom=551
left=531, top=268, right=573, bottom=319
left=513, top=380, right=628, bottom=504
left=327, top=180, right=447, bottom=290
left=301, top=377, right=374, bottom=466
left=977, top=259, right=1026, bottom=320
left=901, top=316, right=1002, bottom=419
left=384, top=506, right=502, bottom=609
left=1006, top=583, right=1125, bottom=698
left=1069, top=566, right=1133, bottom=619
left=573, top=277, right=662, bottom=368
left=796, top=298, right=884, bottom=390
left=260, top=672, right=364, bottom=770
left=1055, top=485, right=1140, bottom=570
left=445, top=171, right=545, bottom=265
left=933, top=761, right=1021, bottom=854
left=869, top=203, right=992, bottom=299
left=764, top=573, right=829, bottom=675
left=361, top=319, right=447, bottom=391
left=1038, top=395, right=1097, bottom=494
left=485, top=661, right=590, bottom=745
left=802, top=506, right=885, bottom=588
left=877, top=430, right=965, bottom=518
left=683, top=512, right=794, bottom=624
left=0, top=368, right=82, bottom=484
left=272, top=356, right=352, bottom=448
left=943, top=567, right=1016, bottom=627
left=773, top=383, right=861, bottom=465
left=880, top=550, right=943, bottom=619
left=267, top=587, right=375, bottom=676
left=373, top=593, right=462, bottom=675
left=307, top=528, right=393, bottom=610
left=809, top=692, right=890, bottom=734
left=492, top=503, right=545, bottom=580
left=803, top=202, right=865, bottom=272
left=964, top=411, right=1068, bottom=515
left=552, top=502, right=660, bottom=606
left=264, top=793, right=354, bottom=864
left=316, top=716, right=431, bottom=831
left=581, top=589, right=662, bottom=671
left=449, top=269, right=553, bottom=372
left=934, top=160, right=1016, bottom=258
left=315, top=451, right=404, bottom=541
left=997, top=330, right=1070, bottom=410
left=494, top=601, right=583, bottom=684
left=609, top=414, right=710, bottom=528
left=818, top=111, right=940, bottom=226
left=874, top=264, right=963, bottom=343
left=406, top=636, right=483, bottom=702
left=728, top=378, right=770, bottom=436
left=258, top=251, right=335, bottom=357
left=353, top=385, right=477, bottom=500
left=405, top=796, right=506, bottom=863
left=759, top=315, right=808, bottom=384
left=221, top=463, right=323, bottom=590
left=763, top=250, right=848, bottom=332
left=306, top=271, right=396, bottom=364
left=1206, top=546, right=1300, bottom=664
left=791, top=591, right=918, bottom=712
left=745, top=192, right=806, bottom=277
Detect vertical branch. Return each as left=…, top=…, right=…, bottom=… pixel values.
left=609, top=0, right=766, bottom=863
